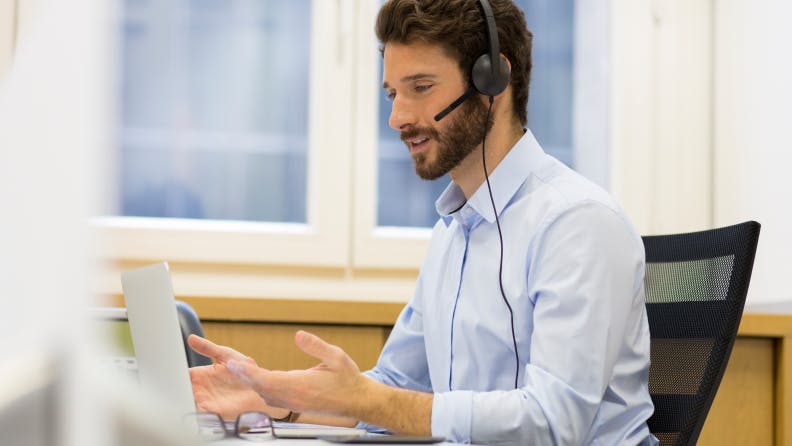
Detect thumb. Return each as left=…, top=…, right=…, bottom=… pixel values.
left=226, top=359, right=261, bottom=389
left=294, top=330, right=346, bottom=368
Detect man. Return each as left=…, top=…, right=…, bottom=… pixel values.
left=189, top=1, right=657, bottom=444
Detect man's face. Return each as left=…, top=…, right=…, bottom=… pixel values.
left=383, top=42, right=490, bottom=180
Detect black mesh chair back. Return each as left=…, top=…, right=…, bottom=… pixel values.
left=643, top=221, right=760, bottom=446
left=175, top=300, right=212, bottom=367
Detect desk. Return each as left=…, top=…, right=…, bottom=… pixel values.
left=698, top=303, right=792, bottom=446
left=109, top=296, right=792, bottom=446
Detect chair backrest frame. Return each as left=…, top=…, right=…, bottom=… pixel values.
left=176, top=300, right=212, bottom=367
left=643, top=221, right=760, bottom=446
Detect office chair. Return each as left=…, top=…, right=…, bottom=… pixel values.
left=642, top=221, right=760, bottom=446
left=175, top=300, right=213, bottom=367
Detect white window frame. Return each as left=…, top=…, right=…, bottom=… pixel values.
left=95, top=0, right=355, bottom=269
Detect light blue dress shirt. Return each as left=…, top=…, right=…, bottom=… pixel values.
left=363, top=130, right=657, bottom=445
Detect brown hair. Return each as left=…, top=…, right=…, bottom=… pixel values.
left=376, top=0, right=533, bottom=126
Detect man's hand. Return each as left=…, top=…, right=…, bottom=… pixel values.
left=187, top=335, right=289, bottom=420
left=221, top=331, right=432, bottom=435
left=225, top=330, right=368, bottom=416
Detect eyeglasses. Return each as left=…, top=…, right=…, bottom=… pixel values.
left=184, top=411, right=274, bottom=442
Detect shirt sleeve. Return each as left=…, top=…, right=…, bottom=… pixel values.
left=356, top=275, right=434, bottom=432
left=363, top=299, right=433, bottom=392
left=431, top=202, right=648, bottom=445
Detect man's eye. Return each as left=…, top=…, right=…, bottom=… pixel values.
left=385, top=91, right=396, bottom=102
left=415, top=84, right=432, bottom=93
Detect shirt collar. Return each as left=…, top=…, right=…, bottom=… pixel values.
left=436, top=128, right=546, bottom=227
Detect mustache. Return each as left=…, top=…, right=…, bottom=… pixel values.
left=400, top=126, right=440, bottom=142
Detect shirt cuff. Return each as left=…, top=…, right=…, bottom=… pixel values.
left=432, top=391, right=474, bottom=444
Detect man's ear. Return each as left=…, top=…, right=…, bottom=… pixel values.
left=501, top=53, right=513, bottom=71
left=492, top=53, right=512, bottom=101
left=491, top=54, right=512, bottom=102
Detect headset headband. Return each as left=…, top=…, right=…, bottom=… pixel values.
left=478, top=0, right=501, bottom=81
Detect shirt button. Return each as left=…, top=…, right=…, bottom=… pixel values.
left=464, top=208, right=473, bottom=216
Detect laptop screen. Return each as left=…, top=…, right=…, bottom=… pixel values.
left=121, top=262, right=197, bottom=416
left=91, top=307, right=138, bottom=379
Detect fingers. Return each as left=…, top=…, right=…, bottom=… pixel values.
left=187, top=334, right=221, bottom=359
left=187, top=334, right=253, bottom=364
left=293, top=330, right=346, bottom=368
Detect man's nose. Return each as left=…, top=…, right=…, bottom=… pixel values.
left=388, top=97, right=417, bottom=131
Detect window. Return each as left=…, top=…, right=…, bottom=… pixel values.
left=120, top=0, right=312, bottom=223
left=100, top=0, right=354, bottom=272
left=99, top=0, right=609, bottom=299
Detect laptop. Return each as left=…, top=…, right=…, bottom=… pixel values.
left=121, top=262, right=196, bottom=417
left=120, top=262, right=367, bottom=439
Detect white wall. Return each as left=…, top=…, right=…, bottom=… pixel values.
left=713, top=0, right=792, bottom=304
left=609, top=0, right=792, bottom=304
left=610, top=0, right=713, bottom=235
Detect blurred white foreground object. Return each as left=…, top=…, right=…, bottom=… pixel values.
left=0, top=0, right=199, bottom=444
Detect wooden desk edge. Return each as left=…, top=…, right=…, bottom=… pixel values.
left=105, top=296, right=792, bottom=331
left=105, top=295, right=406, bottom=326
left=738, top=312, right=792, bottom=337
left=105, top=296, right=792, bottom=332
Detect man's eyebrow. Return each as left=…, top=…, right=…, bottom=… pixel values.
left=382, top=73, right=438, bottom=89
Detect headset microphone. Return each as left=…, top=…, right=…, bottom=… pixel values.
left=434, top=87, right=475, bottom=122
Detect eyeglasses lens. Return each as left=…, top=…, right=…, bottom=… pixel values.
left=194, top=413, right=226, bottom=441
left=236, top=411, right=274, bottom=441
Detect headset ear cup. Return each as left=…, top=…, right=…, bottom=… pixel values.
left=472, top=54, right=511, bottom=97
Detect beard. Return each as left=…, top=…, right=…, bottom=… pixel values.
left=400, top=96, right=493, bottom=180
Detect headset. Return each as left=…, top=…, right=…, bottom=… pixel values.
left=433, top=0, right=511, bottom=121
left=434, top=0, right=521, bottom=389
